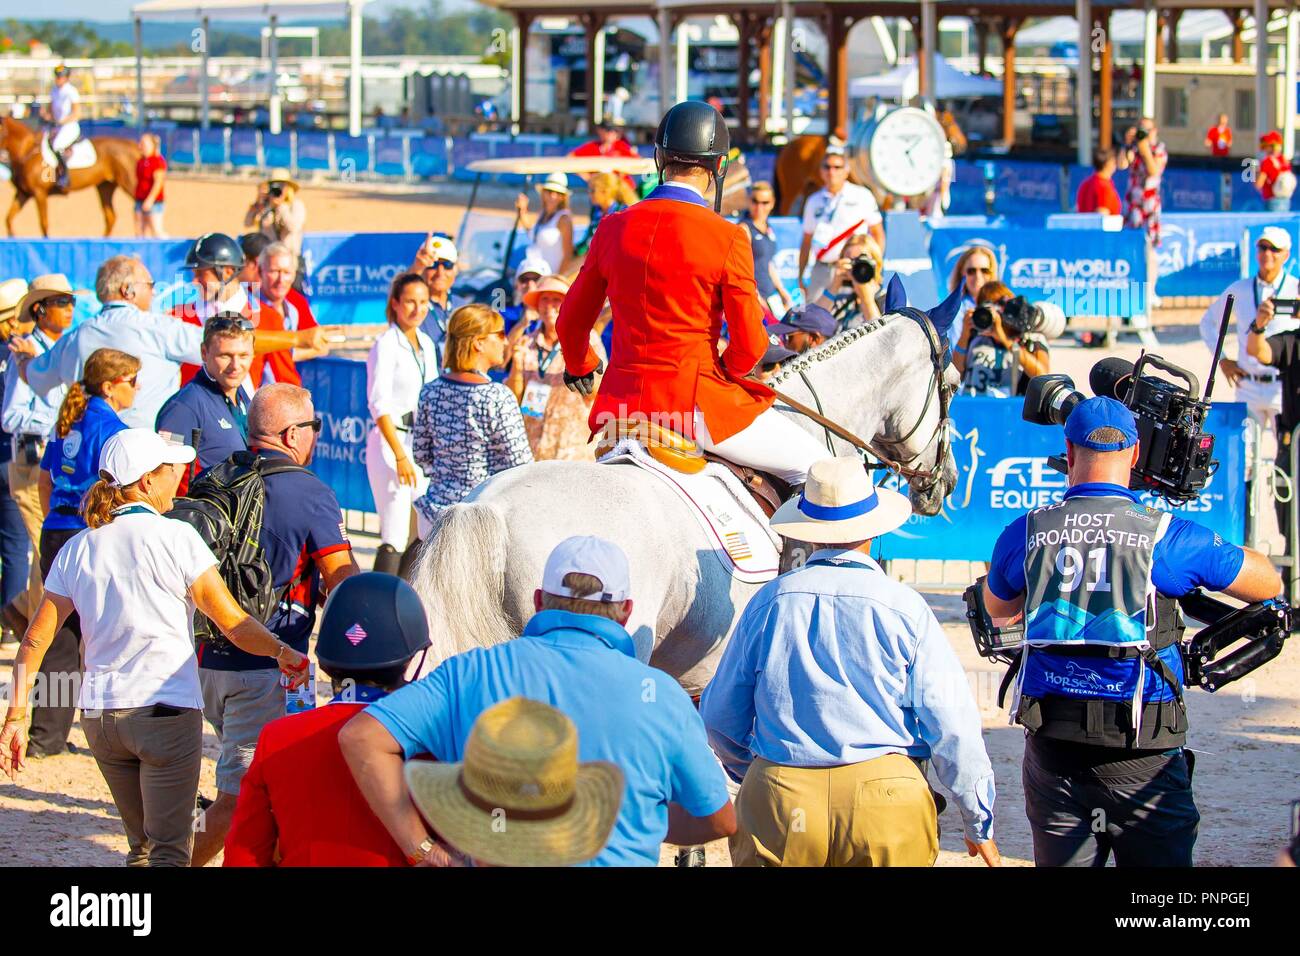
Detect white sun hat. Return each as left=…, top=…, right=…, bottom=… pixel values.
left=770, top=456, right=912, bottom=543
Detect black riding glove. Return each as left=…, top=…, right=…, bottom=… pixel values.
left=564, top=359, right=605, bottom=397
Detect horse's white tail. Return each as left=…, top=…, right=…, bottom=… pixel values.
left=410, top=502, right=515, bottom=666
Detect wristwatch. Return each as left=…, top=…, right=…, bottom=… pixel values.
left=406, top=836, right=436, bottom=866
left=1250, top=321, right=1270, bottom=335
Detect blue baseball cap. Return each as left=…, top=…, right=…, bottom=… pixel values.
left=760, top=331, right=797, bottom=366
left=1064, top=396, right=1138, bottom=451
left=769, top=303, right=837, bottom=339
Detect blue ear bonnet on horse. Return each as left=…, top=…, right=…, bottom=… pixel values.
left=883, top=273, right=908, bottom=313
left=924, top=283, right=964, bottom=341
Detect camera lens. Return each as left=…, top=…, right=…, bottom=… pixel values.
left=851, top=256, right=876, bottom=284
left=971, top=306, right=995, bottom=332
left=1022, top=373, right=1083, bottom=426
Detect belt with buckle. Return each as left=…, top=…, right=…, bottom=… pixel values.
left=1246, top=373, right=1279, bottom=383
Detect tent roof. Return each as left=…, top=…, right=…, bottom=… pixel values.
left=131, top=0, right=368, bottom=19
left=850, top=54, right=1002, bottom=100
left=1015, top=10, right=1232, bottom=46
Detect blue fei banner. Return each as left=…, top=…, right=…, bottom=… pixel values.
left=882, top=396, right=1248, bottom=562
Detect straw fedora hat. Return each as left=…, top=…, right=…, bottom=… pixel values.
left=404, top=697, right=623, bottom=867
left=522, top=275, right=571, bottom=311
left=0, top=278, right=30, bottom=323
left=266, top=167, right=300, bottom=191
left=17, top=274, right=84, bottom=325
left=770, top=456, right=912, bottom=543
left=537, top=171, right=571, bottom=196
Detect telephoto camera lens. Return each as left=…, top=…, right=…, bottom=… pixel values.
left=1001, top=296, right=1043, bottom=335
left=971, top=305, right=996, bottom=332
left=850, top=255, right=877, bottom=284
left=1022, top=373, right=1084, bottom=426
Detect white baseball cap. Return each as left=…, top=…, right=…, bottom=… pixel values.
left=514, top=255, right=553, bottom=283
left=1259, top=226, right=1292, bottom=252
left=541, top=536, right=631, bottom=603
left=98, top=428, right=196, bottom=488
left=425, top=234, right=458, bottom=266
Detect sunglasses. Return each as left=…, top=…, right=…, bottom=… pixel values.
left=750, top=197, right=774, bottom=205
left=279, top=417, right=323, bottom=438
left=822, top=162, right=847, bottom=171
left=43, top=294, right=76, bottom=308
left=116, top=374, right=138, bottom=388
left=207, top=315, right=255, bottom=334
left=965, top=266, right=994, bottom=276
left=1257, top=243, right=1284, bottom=253
left=428, top=260, right=456, bottom=271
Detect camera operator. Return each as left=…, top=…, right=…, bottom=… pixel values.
left=953, top=282, right=1051, bottom=397
left=244, top=169, right=307, bottom=290
left=810, top=231, right=884, bottom=329
left=982, top=398, right=1281, bottom=866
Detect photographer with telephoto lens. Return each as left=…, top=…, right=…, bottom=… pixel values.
left=953, top=282, right=1052, bottom=397
left=812, top=231, right=884, bottom=329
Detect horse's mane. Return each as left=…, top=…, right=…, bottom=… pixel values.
left=767, top=312, right=897, bottom=387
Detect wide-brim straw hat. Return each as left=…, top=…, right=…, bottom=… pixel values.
left=522, top=275, right=571, bottom=310
left=770, top=455, right=912, bottom=543
left=404, top=697, right=623, bottom=867
left=17, top=274, right=86, bottom=325
left=266, top=167, right=301, bottom=191
left=0, top=278, right=30, bottom=323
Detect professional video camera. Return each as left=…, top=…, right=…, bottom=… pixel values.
left=1022, top=353, right=1217, bottom=502
left=970, top=296, right=1068, bottom=339
left=963, top=578, right=1292, bottom=694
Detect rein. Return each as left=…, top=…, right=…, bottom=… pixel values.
left=769, top=308, right=953, bottom=484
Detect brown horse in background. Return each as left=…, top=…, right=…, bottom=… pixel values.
left=773, top=126, right=852, bottom=216
left=0, top=116, right=140, bottom=237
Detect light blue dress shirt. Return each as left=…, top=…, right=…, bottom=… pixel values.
left=23, top=301, right=203, bottom=429
left=2, top=328, right=67, bottom=445
left=700, top=548, right=996, bottom=843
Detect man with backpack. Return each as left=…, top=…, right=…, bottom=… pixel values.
left=184, top=382, right=358, bottom=866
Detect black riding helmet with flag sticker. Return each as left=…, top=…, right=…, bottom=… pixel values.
left=653, top=100, right=730, bottom=212
left=185, top=232, right=244, bottom=274
left=316, top=573, right=432, bottom=686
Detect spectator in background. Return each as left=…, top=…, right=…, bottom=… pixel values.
left=506, top=276, right=604, bottom=461
left=411, top=304, right=531, bottom=542
left=249, top=241, right=323, bottom=387
left=947, top=243, right=1000, bottom=351
left=516, top=173, right=575, bottom=276
left=953, top=281, right=1051, bottom=397
left=571, top=120, right=639, bottom=164
left=339, top=535, right=734, bottom=867
left=1120, top=117, right=1168, bottom=292
left=741, top=181, right=793, bottom=319
left=768, top=303, right=837, bottom=356
left=156, top=314, right=254, bottom=479
left=2, top=277, right=70, bottom=642
left=223, top=573, right=431, bottom=867
left=575, top=172, right=638, bottom=258
left=1205, top=113, right=1233, bottom=158
left=190, top=383, right=359, bottom=867
left=814, top=230, right=884, bottom=328
left=403, top=697, right=624, bottom=868
left=1257, top=131, right=1295, bottom=212
left=409, top=233, right=466, bottom=350
left=1076, top=147, right=1122, bottom=216
left=13, top=255, right=330, bottom=430
left=366, top=274, right=439, bottom=578
left=244, top=169, right=307, bottom=289
left=27, top=348, right=139, bottom=757
left=799, top=145, right=885, bottom=303
left=0, top=278, right=32, bottom=646
left=502, top=254, right=551, bottom=335
left=133, top=132, right=167, bottom=238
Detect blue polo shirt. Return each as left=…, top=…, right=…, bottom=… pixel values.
left=40, top=396, right=129, bottom=532
left=155, top=368, right=249, bottom=475
left=988, top=482, right=1247, bottom=702
left=197, top=449, right=351, bottom=672
left=366, top=609, right=731, bottom=866
left=419, top=293, right=467, bottom=350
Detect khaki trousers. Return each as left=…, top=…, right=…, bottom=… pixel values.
left=730, top=753, right=939, bottom=867
left=8, top=459, right=43, bottom=619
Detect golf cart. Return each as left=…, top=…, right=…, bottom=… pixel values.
left=452, top=154, right=657, bottom=303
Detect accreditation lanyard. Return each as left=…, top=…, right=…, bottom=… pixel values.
left=536, top=339, right=562, bottom=376
left=402, top=331, right=428, bottom=383
left=1254, top=273, right=1286, bottom=312
left=111, top=504, right=155, bottom=518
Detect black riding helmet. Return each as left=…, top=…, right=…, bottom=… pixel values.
left=185, top=232, right=244, bottom=273
left=654, top=101, right=730, bottom=212
left=316, top=573, right=432, bottom=681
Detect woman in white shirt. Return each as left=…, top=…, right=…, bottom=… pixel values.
left=515, top=173, right=575, bottom=276
left=366, top=273, right=440, bottom=576
left=0, top=428, right=308, bottom=866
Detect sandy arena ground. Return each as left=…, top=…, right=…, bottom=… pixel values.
left=1, top=174, right=1296, bottom=867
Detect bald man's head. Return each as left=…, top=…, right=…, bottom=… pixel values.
left=249, top=383, right=313, bottom=443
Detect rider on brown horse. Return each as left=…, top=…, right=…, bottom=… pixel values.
left=41, top=65, right=80, bottom=193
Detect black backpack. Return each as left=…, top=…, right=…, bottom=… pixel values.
left=166, top=450, right=309, bottom=649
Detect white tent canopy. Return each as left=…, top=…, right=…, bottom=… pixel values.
left=129, top=0, right=369, bottom=135
left=849, top=54, right=1002, bottom=101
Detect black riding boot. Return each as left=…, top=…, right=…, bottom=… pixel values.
left=54, top=155, right=70, bottom=192
left=372, top=543, right=402, bottom=576
left=396, top=539, right=424, bottom=581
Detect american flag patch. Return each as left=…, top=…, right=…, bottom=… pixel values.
left=345, top=623, right=367, bottom=646
left=723, top=532, right=752, bottom=560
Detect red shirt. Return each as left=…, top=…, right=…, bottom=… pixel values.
left=1260, top=154, right=1292, bottom=199
left=223, top=702, right=410, bottom=867
left=1076, top=173, right=1122, bottom=215
left=250, top=289, right=316, bottom=387
left=1206, top=125, right=1233, bottom=157
left=135, top=154, right=167, bottom=202
left=571, top=138, right=637, bottom=160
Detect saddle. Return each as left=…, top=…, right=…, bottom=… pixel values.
left=594, top=418, right=789, bottom=517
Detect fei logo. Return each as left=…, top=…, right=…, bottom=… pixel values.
left=987, top=456, right=1067, bottom=510
left=50, top=886, right=151, bottom=936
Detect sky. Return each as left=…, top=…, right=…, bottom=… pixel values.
left=0, top=0, right=468, bottom=20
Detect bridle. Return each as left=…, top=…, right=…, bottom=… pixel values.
left=769, top=308, right=954, bottom=486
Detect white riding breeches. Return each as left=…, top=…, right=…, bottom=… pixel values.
left=365, top=426, right=429, bottom=550
left=50, top=122, right=80, bottom=153
left=693, top=406, right=827, bottom=487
